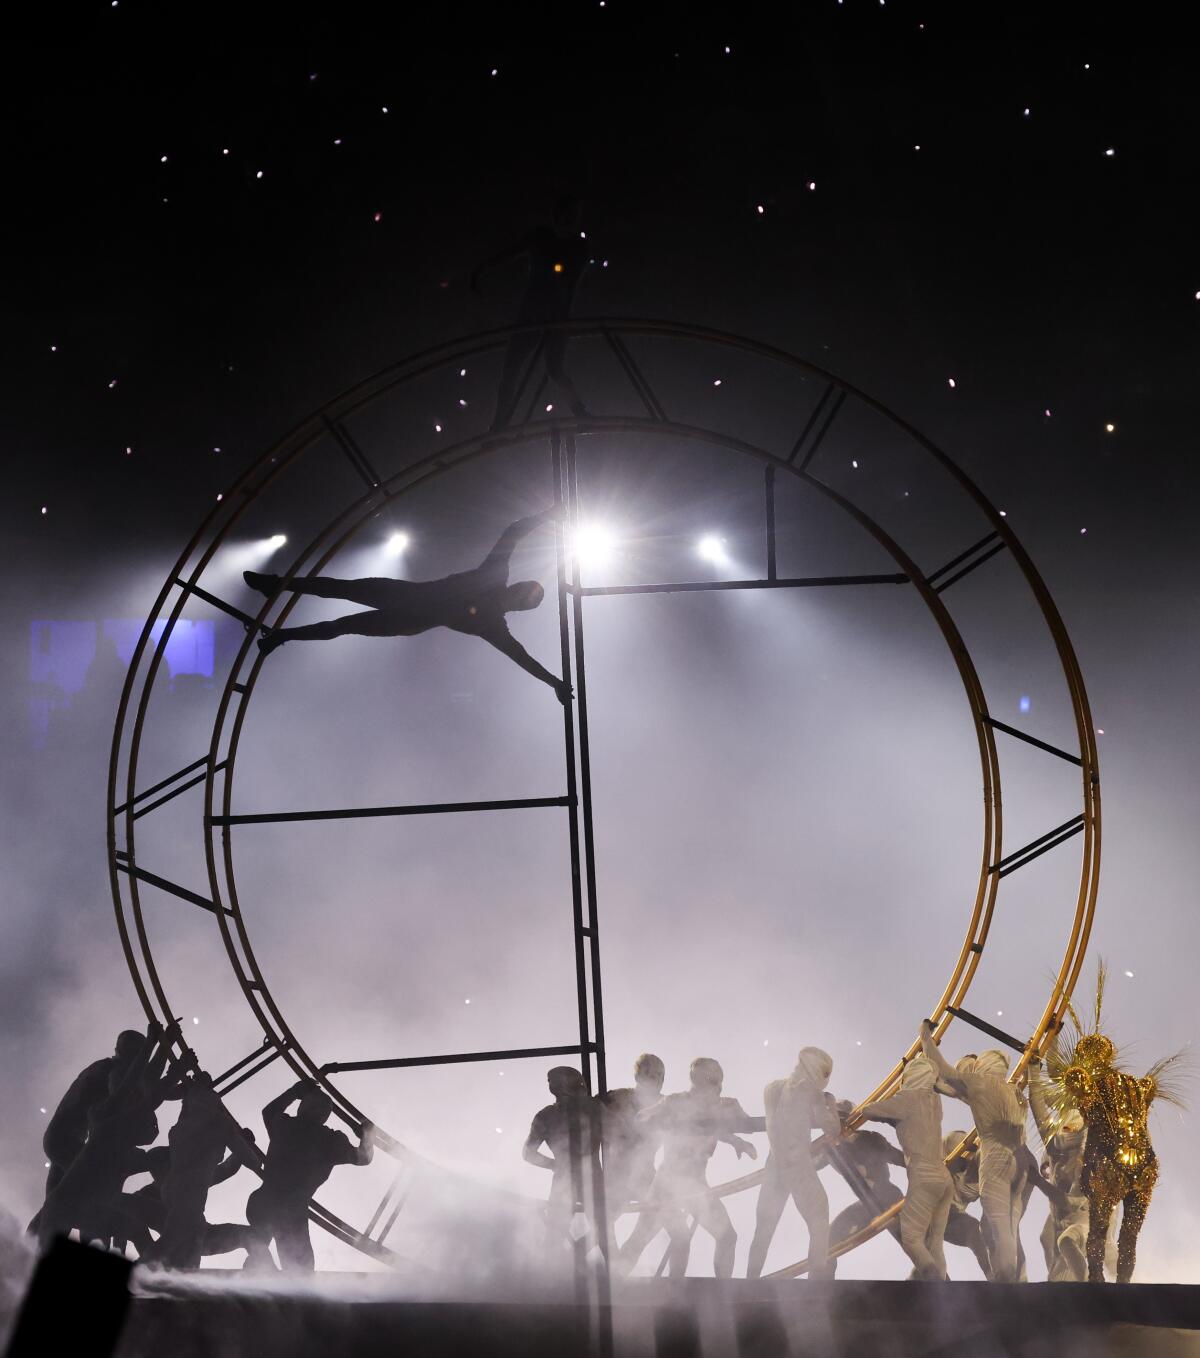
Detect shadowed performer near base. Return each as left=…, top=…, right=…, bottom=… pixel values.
left=246, top=506, right=573, bottom=703
left=244, top=1079, right=375, bottom=1273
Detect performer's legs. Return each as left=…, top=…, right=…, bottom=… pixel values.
left=978, top=1148, right=1019, bottom=1282
left=926, top=1179, right=954, bottom=1280
left=828, top=1201, right=873, bottom=1279
left=1086, top=1193, right=1117, bottom=1283
left=788, top=1172, right=831, bottom=1280
left=745, top=1174, right=789, bottom=1279
left=492, top=332, right=545, bottom=430
left=615, top=1208, right=664, bottom=1275
left=270, top=608, right=413, bottom=646
left=1116, top=1186, right=1153, bottom=1284
left=274, top=1210, right=316, bottom=1273
left=899, top=1173, right=948, bottom=1280
left=944, top=1207, right=992, bottom=1279
left=543, top=333, right=587, bottom=417
left=690, top=1196, right=736, bottom=1280
left=202, top=1221, right=252, bottom=1258
left=242, top=1187, right=278, bottom=1272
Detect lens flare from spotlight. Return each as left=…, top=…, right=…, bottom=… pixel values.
left=267, top=534, right=287, bottom=550
left=385, top=531, right=410, bottom=558
left=571, top=523, right=616, bottom=571
left=696, top=534, right=728, bottom=566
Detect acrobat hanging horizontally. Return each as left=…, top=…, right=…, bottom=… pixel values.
left=246, top=506, right=573, bottom=703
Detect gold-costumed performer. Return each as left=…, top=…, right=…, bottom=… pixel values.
left=1046, top=961, right=1189, bottom=1283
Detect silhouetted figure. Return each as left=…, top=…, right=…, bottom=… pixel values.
left=597, top=1053, right=665, bottom=1215
left=617, top=1057, right=758, bottom=1279
left=524, top=1067, right=605, bottom=1258
left=746, top=1050, right=841, bottom=1279
left=35, top=1022, right=179, bottom=1254
left=156, top=1072, right=256, bottom=1268
left=817, top=1101, right=906, bottom=1276
left=247, top=507, right=572, bottom=702
left=39, top=1030, right=145, bottom=1199
left=124, top=1140, right=253, bottom=1263
left=244, top=1080, right=374, bottom=1273
left=472, top=196, right=594, bottom=428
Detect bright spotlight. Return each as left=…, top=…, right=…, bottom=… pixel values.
left=384, top=531, right=410, bottom=558
left=571, top=522, right=616, bottom=572
left=696, top=534, right=729, bottom=566
left=267, top=534, right=287, bottom=550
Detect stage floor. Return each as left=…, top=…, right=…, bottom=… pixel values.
left=113, top=1275, right=1200, bottom=1358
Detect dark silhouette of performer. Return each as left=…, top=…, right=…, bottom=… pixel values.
left=597, top=1053, right=665, bottom=1216
left=524, top=1067, right=605, bottom=1253
left=618, top=1057, right=758, bottom=1279
left=157, top=1072, right=257, bottom=1268
left=125, top=1140, right=253, bottom=1262
left=40, top=1030, right=145, bottom=1198
left=34, top=1022, right=180, bottom=1254
left=246, top=507, right=573, bottom=702
left=816, top=1100, right=906, bottom=1275
left=472, top=196, right=594, bottom=429
left=244, top=1080, right=375, bottom=1273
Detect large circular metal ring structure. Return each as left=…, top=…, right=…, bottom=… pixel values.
left=108, top=319, right=1100, bottom=1272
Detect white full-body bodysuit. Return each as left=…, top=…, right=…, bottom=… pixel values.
left=1028, top=1064, right=1105, bottom=1282
left=860, top=1056, right=953, bottom=1280
left=747, top=1048, right=841, bottom=1279
left=921, top=1027, right=1027, bottom=1282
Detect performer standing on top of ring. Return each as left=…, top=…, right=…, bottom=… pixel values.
left=246, top=506, right=573, bottom=703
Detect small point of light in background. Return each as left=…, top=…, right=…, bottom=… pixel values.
left=50, top=344, right=57, bottom=352
left=763, top=1039, right=769, bottom=1047
left=464, top=998, right=471, bottom=1005
left=948, top=377, right=956, bottom=388
left=1018, top=695, right=1031, bottom=713
left=1080, top=527, right=1088, bottom=535
left=1104, top=147, right=1115, bottom=157
left=756, top=204, right=765, bottom=215
left=1124, top=970, right=1134, bottom=978
left=914, top=144, right=921, bottom=151
left=217, top=494, right=223, bottom=501
left=1023, top=107, right=1031, bottom=117
left=997, top=1010, right=1004, bottom=1017
left=460, top=367, right=467, bottom=377
left=44, top=1162, right=50, bottom=1169
left=192, top=1016, right=199, bottom=1025
left=39, top=1107, right=46, bottom=1114
left=999, top=510, right=1007, bottom=517
left=434, top=423, right=442, bottom=433
left=222, top=147, right=229, bottom=155
left=373, top=212, right=382, bottom=223
left=1044, top=408, right=1052, bottom=417
left=856, top=1040, right=862, bottom=1046
left=490, top=68, right=498, bottom=77
left=851, top=459, right=859, bottom=469
left=385, top=532, right=409, bottom=558
left=40, top=506, right=47, bottom=515
left=1097, top=728, right=1105, bottom=735
left=545, top=403, right=554, bottom=412
left=108, top=379, right=118, bottom=389
left=571, top=523, right=617, bottom=571
left=255, top=170, right=264, bottom=179
left=1105, top=422, right=1115, bottom=432
left=458, top=398, right=468, bottom=407
left=807, top=180, right=817, bottom=190
left=495, top=1127, right=503, bottom=1133
left=697, top=534, right=729, bottom=566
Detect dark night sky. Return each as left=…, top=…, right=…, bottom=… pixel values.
left=2, top=7, right=1199, bottom=1279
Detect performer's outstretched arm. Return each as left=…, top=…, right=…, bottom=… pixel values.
left=483, top=626, right=572, bottom=703
left=481, top=505, right=561, bottom=579
left=919, top=1020, right=967, bottom=1096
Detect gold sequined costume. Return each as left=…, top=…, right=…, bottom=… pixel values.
left=1048, top=962, right=1188, bottom=1284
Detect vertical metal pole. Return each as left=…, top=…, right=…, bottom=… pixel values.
left=552, top=431, right=592, bottom=1092
left=565, top=431, right=607, bottom=1097
left=765, top=465, right=778, bottom=581
left=565, top=433, right=614, bottom=1357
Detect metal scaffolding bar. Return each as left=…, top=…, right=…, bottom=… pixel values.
left=322, top=1043, right=587, bottom=1074
left=983, top=716, right=1083, bottom=768
left=934, top=541, right=1008, bottom=594
left=115, top=861, right=230, bottom=916
left=990, top=813, right=1086, bottom=877
left=114, top=754, right=211, bottom=815
left=944, top=1006, right=1029, bottom=1054
left=323, top=414, right=384, bottom=491
left=567, top=432, right=607, bottom=1097
left=576, top=572, right=908, bottom=597
left=210, top=795, right=571, bottom=826
left=928, top=531, right=1001, bottom=586
left=603, top=330, right=666, bottom=422
left=764, top=466, right=777, bottom=581
left=172, top=578, right=263, bottom=631
left=788, top=385, right=846, bottom=469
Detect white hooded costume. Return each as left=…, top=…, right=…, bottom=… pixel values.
left=920, top=1027, right=1028, bottom=1281
left=748, top=1047, right=841, bottom=1279
left=860, top=1055, right=953, bottom=1280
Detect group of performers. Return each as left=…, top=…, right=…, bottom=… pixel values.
left=28, top=968, right=1180, bottom=1281
left=524, top=971, right=1184, bottom=1285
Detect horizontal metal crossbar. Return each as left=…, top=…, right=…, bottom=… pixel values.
left=173, top=578, right=262, bottom=631
left=990, top=813, right=1086, bottom=877
left=323, top=414, right=384, bottom=491
left=322, top=1043, right=589, bottom=1074
left=944, top=1006, right=1029, bottom=1054
left=576, top=572, right=908, bottom=598
left=927, top=531, right=1001, bottom=585
left=983, top=716, right=1083, bottom=767
left=114, top=754, right=212, bottom=816
left=934, top=542, right=1007, bottom=595
left=212, top=1039, right=276, bottom=1090
left=210, top=794, right=572, bottom=827
left=217, top=1049, right=284, bottom=1095
left=115, top=861, right=231, bottom=916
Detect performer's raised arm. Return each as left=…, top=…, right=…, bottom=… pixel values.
left=262, top=1080, right=307, bottom=1136
left=919, top=1019, right=966, bottom=1096
left=480, top=505, right=561, bottom=580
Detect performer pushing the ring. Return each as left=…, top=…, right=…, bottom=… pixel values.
left=245, top=506, right=573, bottom=703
